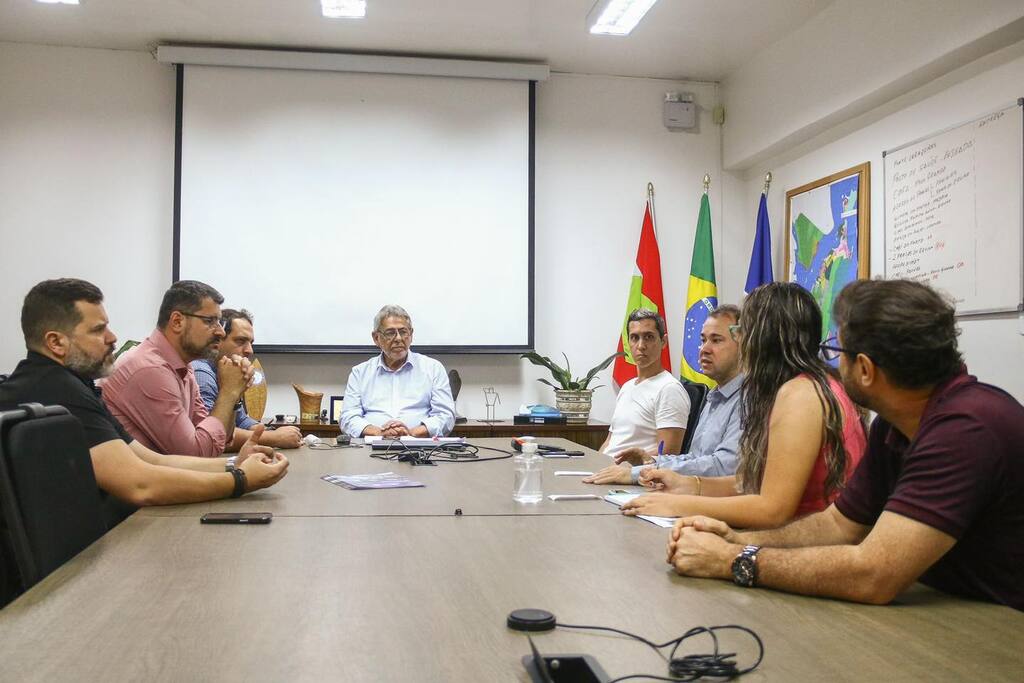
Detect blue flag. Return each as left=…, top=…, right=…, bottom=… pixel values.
left=744, top=192, right=774, bottom=294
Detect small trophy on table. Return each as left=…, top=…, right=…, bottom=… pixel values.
left=483, top=387, right=501, bottom=423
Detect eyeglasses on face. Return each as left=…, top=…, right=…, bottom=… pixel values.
left=180, top=312, right=225, bottom=329
left=378, top=328, right=412, bottom=341
left=819, top=336, right=857, bottom=361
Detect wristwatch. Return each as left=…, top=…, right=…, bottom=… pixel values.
left=224, top=456, right=237, bottom=471
left=731, top=545, right=761, bottom=588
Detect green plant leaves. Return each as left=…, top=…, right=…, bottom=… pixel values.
left=521, top=350, right=624, bottom=390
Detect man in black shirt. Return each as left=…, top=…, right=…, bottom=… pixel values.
left=0, top=279, right=290, bottom=527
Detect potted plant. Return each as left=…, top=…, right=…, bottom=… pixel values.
left=520, top=351, right=622, bottom=423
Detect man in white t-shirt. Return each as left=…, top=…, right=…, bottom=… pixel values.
left=599, top=309, right=690, bottom=461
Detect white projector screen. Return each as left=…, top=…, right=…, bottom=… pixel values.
left=174, top=64, right=534, bottom=352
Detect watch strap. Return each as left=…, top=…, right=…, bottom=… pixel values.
left=230, top=467, right=247, bottom=498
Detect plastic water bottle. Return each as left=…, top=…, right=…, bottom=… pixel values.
left=513, top=441, right=543, bottom=504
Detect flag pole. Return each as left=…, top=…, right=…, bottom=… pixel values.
left=763, top=171, right=772, bottom=195
left=703, top=173, right=711, bottom=194
left=647, top=182, right=657, bottom=238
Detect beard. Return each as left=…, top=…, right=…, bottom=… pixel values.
left=66, top=343, right=115, bottom=379
left=839, top=372, right=872, bottom=411
left=182, top=332, right=220, bottom=361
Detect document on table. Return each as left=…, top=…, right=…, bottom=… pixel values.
left=321, top=473, right=424, bottom=490
left=603, top=490, right=676, bottom=528
left=547, top=494, right=601, bottom=501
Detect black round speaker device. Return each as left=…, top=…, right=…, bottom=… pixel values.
left=506, top=608, right=557, bottom=632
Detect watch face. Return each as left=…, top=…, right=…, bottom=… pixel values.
left=732, top=556, right=756, bottom=587
left=732, top=544, right=760, bottom=587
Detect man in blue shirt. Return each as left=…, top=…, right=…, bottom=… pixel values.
left=584, top=304, right=743, bottom=486
left=341, top=305, right=456, bottom=438
left=192, top=308, right=302, bottom=451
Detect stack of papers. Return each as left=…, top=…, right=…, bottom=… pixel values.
left=603, top=490, right=676, bottom=529
left=321, top=472, right=425, bottom=490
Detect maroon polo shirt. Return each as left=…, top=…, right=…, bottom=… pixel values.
left=836, top=370, right=1024, bottom=611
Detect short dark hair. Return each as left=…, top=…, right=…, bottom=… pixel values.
left=834, top=279, right=962, bottom=389
left=157, top=280, right=224, bottom=329
left=221, top=308, right=254, bottom=335
left=709, top=303, right=740, bottom=324
left=627, top=308, right=666, bottom=338
left=21, top=278, right=104, bottom=350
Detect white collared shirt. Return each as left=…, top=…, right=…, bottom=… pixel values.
left=340, top=351, right=456, bottom=438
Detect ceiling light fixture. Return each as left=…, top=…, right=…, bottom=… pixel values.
left=587, top=0, right=658, bottom=36
left=321, top=0, right=365, bottom=19
left=35, top=0, right=80, bottom=4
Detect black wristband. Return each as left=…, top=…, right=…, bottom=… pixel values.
left=230, top=467, right=247, bottom=498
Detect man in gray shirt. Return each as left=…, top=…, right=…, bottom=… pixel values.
left=584, top=304, right=742, bottom=486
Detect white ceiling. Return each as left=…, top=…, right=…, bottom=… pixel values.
left=0, top=0, right=831, bottom=81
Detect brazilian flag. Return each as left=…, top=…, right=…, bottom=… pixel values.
left=680, top=192, right=718, bottom=388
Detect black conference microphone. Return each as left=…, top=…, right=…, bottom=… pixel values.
left=508, top=609, right=609, bottom=683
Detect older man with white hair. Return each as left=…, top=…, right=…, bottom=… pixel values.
left=340, top=305, right=456, bottom=439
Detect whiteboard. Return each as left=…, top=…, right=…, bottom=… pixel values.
left=884, top=101, right=1023, bottom=314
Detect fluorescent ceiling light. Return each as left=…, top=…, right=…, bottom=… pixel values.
left=36, top=0, right=80, bottom=4
left=587, top=0, right=658, bottom=36
left=321, top=0, right=365, bottom=19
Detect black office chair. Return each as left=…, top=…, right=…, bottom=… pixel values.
left=679, top=381, right=709, bottom=453
left=0, top=403, right=107, bottom=607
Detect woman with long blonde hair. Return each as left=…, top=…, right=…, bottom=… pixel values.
left=621, top=282, right=866, bottom=528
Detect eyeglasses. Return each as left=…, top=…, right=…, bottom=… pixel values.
left=378, top=328, right=412, bottom=341
left=819, top=336, right=856, bottom=361
left=728, top=323, right=742, bottom=341
left=180, top=312, right=225, bottom=329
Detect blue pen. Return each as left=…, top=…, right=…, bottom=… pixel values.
left=657, top=440, right=664, bottom=457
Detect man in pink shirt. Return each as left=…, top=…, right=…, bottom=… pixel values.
left=102, top=280, right=251, bottom=457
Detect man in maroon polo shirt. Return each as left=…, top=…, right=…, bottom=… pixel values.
left=665, top=279, right=1023, bottom=611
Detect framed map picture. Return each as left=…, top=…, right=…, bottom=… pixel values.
left=784, top=163, right=870, bottom=352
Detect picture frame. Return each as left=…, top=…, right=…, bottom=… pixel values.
left=329, top=395, right=344, bottom=424
left=784, top=162, right=870, bottom=347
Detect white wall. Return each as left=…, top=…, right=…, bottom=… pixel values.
left=0, top=42, right=723, bottom=422
left=0, top=42, right=174, bottom=363
left=721, top=0, right=1024, bottom=171
left=720, top=39, right=1024, bottom=401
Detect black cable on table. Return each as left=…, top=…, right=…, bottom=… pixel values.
left=556, top=622, right=764, bottom=682
left=370, top=441, right=514, bottom=464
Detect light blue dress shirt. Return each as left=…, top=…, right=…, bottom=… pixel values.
left=190, top=359, right=259, bottom=430
left=631, top=373, right=744, bottom=483
left=340, top=351, right=456, bottom=438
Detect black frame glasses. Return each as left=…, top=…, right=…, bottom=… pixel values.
left=819, top=336, right=856, bottom=361
left=180, top=312, right=225, bottom=329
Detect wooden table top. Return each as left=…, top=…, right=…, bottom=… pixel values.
left=137, top=438, right=627, bottom=518
left=2, top=438, right=1022, bottom=681
left=2, top=514, right=1022, bottom=682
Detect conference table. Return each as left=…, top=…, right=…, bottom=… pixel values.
left=0, top=438, right=1021, bottom=681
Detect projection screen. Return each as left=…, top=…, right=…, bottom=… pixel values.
left=174, top=63, right=534, bottom=353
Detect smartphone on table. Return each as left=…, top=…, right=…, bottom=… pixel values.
left=200, top=512, right=273, bottom=524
